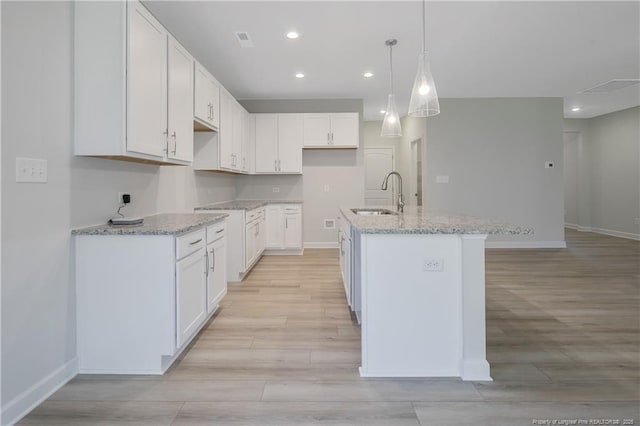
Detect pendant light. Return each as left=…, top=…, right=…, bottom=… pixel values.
left=408, top=0, right=440, bottom=117
left=381, top=39, right=402, bottom=137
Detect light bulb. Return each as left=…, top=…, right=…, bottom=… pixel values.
left=419, top=84, right=430, bottom=95
left=387, top=116, right=396, bottom=124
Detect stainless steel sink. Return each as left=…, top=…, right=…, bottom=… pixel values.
left=351, top=208, right=398, bottom=216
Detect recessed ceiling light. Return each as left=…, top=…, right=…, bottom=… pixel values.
left=286, top=31, right=299, bottom=39
left=571, top=107, right=581, bottom=112
left=379, top=110, right=386, bottom=114
left=364, top=72, right=374, bottom=78
left=295, top=73, right=305, bottom=79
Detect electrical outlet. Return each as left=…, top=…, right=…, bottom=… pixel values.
left=272, top=187, right=280, bottom=193
left=436, top=175, right=449, bottom=184
left=324, top=219, right=335, bottom=229
left=324, top=184, right=330, bottom=192
left=16, top=157, right=47, bottom=183
left=423, top=258, right=444, bottom=272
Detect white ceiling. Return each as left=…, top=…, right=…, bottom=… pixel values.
left=144, top=1, right=640, bottom=121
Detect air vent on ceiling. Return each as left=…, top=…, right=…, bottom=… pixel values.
left=581, top=79, right=640, bottom=94
left=235, top=32, right=254, bottom=48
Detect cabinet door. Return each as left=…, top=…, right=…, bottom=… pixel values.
left=265, top=205, right=283, bottom=248
left=194, top=63, right=218, bottom=128
left=256, top=219, right=266, bottom=257
left=278, top=114, right=303, bottom=173
left=283, top=212, right=302, bottom=248
left=176, top=249, right=207, bottom=347
left=241, top=109, right=249, bottom=172
left=254, top=114, right=278, bottom=173
left=206, top=238, right=227, bottom=313
left=167, top=36, right=194, bottom=162
left=330, top=114, right=359, bottom=148
left=219, top=90, right=234, bottom=170
left=127, top=1, right=167, bottom=158
left=232, top=101, right=243, bottom=171
left=302, top=114, right=331, bottom=147
left=244, top=222, right=255, bottom=269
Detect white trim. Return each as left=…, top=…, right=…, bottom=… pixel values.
left=303, top=242, right=338, bottom=249
left=2, top=358, right=78, bottom=426
left=460, top=359, right=493, bottom=382
left=565, top=222, right=578, bottom=230
left=577, top=226, right=593, bottom=232
left=263, top=248, right=304, bottom=256
left=485, top=241, right=567, bottom=249
left=590, top=227, right=640, bottom=241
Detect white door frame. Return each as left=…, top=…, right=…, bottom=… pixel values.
left=364, top=146, right=396, bottom=206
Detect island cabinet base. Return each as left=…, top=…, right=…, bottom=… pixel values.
left=358, top=233, right=492, bottom=381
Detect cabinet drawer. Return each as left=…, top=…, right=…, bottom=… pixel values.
left=283, top=205, right=301, bottom=214
left=207, top=222, right=226, bottom=242
left=245, top=208, right=265, bottom=224
left=176, top=228, right=206, bottom=260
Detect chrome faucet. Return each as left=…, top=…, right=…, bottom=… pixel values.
left=381, top=171, right=404, bottom=213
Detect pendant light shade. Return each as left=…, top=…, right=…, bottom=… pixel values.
left=381, top=39, right=402, bottom=137
left=381, top=94, right=402, bottom=137
left=408, top=0, right=440, bottom=117
left=408, top=50, right=440, bottom=117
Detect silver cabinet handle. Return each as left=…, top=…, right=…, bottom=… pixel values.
left=216, top=228, right=224, bottom=234
left=204, top=250, right=209, bottom=276
left=327, top=133, right=330, bottom=143
left=274, top=160, right=277, bottom=171
left=189, top=238, right=203, bottom=245
left=285, top=216, right=289, bottom=229
left=278, top=159, right=281, bottom=171
left=331, top=133, right=334, bottom=143
left=210, top=248, right=215, bottom=272
left=171, top=131, right=177, bottom=155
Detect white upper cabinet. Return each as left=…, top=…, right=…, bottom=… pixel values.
left=303, top=113, right=359, bottom=149
left=194, top=61, right=220, bottom=131
left=278, top=114, right=303, bottom=173
left=219, top=88, right=235, bottom=170
left=167, top=36, right=194, bottom=162
left=254, top=114, right=278, bottom=173
left=253, top=114, right=302, bottom=174
left=127, top=2, right=167, bottom=158
left=74, top=1, right=194, bottom=165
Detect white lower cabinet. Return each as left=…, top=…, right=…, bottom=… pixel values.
left=245, top=208, right=265, bottom=269
left=75, top=221, right=226, bottom=374
left=176, top=244, right=207, bottom=348
left=206, top=222, right=227, bottom=313
left=265, top=204, right=303, bottom=251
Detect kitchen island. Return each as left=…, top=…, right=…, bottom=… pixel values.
left=339, top=207, right=532, bottom=381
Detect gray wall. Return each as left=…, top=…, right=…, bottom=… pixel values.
left=239, top=99, right=365, bottom=246
left=424, top=98, right=566, bottom=246
left=565, top=107, right=640, bottom=238
left=1, top=2, right=236, bottom=420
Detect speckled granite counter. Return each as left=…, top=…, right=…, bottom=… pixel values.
left=72, top=213, right=227, bottom=236
left=340, top=206, right=533, bottom=235
left=195, top=199, right=303, bottom=211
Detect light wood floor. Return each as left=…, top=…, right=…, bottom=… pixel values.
left=21, top=229, right=639, bottom=425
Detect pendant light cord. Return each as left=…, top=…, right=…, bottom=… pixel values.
left=389, top=44, right=394, bottom=95
left=422, top=0, right=426, bottom=52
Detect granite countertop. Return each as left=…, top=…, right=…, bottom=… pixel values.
left=72, top=213, right=228, bottom=236
left=340, top=206, right=533, bottom=235
left=195, top=199, right=303, bottom=211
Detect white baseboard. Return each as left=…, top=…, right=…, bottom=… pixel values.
left=263, top=248, right=304, bottom=256
left=304, top=242, right=338, bottom=249
left=485, top=241, right=567, bottom=249
left=591, top=227, right=640, bottom=241
left=565, top=223, right=578, bottom=230
left=2, top=357, right=78, bottom=426
left=577, top=225, right=593, bottom=232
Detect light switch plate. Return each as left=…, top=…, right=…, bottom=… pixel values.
left=16, top=157, right=47, bottom=183
left=436, top=175, right=449, bottom=184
